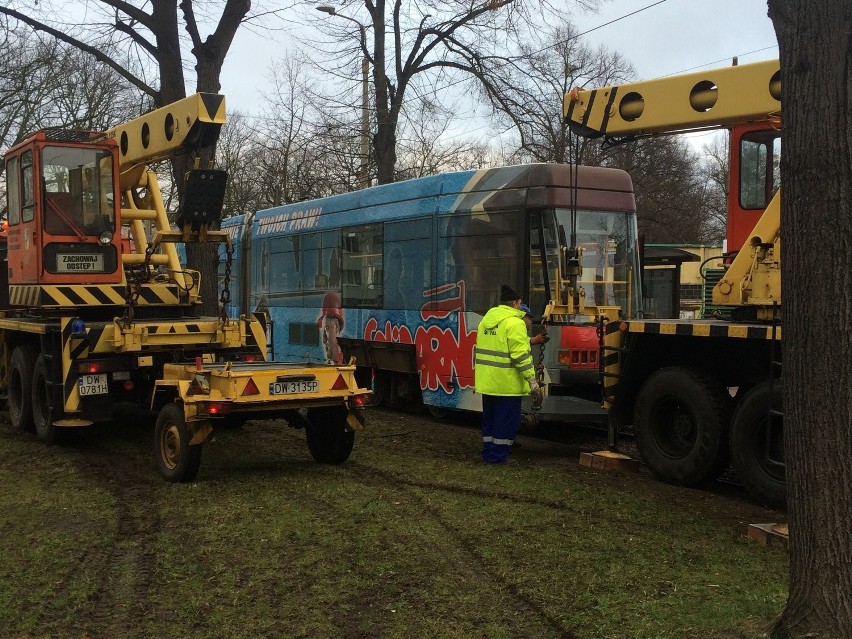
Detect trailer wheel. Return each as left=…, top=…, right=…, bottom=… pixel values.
left=33, top=355, right=62, bottom=444
left=155, top=403, right=203, bottom=483
left=730, top=382, right=786, bottom=509
left=634, top=366, right=731, bottom=486
left=306, top=406, right=355, bottom=464
left=9, top=345, right=36, bottom=432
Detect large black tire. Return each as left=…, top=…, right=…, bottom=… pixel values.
left=33, top=355, right=62, bottom=444
left=155, top=403, right=203, bottom=483
left=9, top=345, right=36, bottom=433
left=306, top=406, right=355, bottom=464
left=634, top=366, right=731, bottom=486
left=730, top=381, right=786, bottom=509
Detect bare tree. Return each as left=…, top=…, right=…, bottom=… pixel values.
left=698, top=135, right=729, bottom=244
left=304, top=0, right=598, bottom=184
left=594, top=136, right=712, bottom=243
left=394, top=98, right=492, bottom=179
left=483, top=22, right=633, bottom=164
left=767, top=0, right=852, bottom=636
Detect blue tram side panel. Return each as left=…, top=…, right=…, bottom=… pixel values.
left=219, top=164, right=640, bottom=414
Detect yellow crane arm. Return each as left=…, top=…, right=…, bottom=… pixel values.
left=99, top=93, right=226, bottom=176
left=564, top=59, right=781, bottom=138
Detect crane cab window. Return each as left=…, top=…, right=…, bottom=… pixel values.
left=740, top=131, right=781, bottom=210
left=40, top=146, right=114, bottom=236
left=20, top=151, right=35, bottom=223
left=6, top=156, right=21, bottom=225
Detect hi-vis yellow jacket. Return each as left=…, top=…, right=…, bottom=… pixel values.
left=474, top=304, right=535, bottom=396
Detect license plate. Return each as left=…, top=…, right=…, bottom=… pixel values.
left=79, top=373, right=108, bottom=396
left=269, top=380, right=319, bottom=395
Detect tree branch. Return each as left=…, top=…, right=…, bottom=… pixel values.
left=179, top=0, right=205, bottom=52
left=98, top=0, right=154, bottom=30
left=112, top=14, right=158, bottom=58
left=0, top=7, right=156, bottom=98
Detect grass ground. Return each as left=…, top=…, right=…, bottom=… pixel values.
left=0, top=407, right=787, bottom=639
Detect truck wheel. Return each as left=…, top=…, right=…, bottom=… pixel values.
left=155, top=403, right=202, bottom=483
left=634, top=366, right=731, bottom=486
left=9, top=345, right=36, bottom=432
left=306, top=406, right=355, bottom=464
left=33, top=355, right=61, bottom=444
left=730, top=382, right=786, bottom=509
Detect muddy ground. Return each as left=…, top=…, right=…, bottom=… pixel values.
left=0, top=406, right=787, bottom=639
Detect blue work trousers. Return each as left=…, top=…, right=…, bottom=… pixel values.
left=480, top=394, right=522, bottom=463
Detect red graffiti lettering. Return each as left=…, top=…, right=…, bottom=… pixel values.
left=363, top=317, right=413, bottom=344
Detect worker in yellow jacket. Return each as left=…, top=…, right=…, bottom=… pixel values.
left=474, top=285, right=543, bottom=463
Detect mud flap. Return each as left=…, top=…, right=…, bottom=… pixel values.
left=346, top=408, right=366, bottom=431
left=189, top=420, right=214, bottom=445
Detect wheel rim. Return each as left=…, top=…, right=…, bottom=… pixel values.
left=160, top=424, right=182, bottom=470
left=651, top=396, right=697, bottom=458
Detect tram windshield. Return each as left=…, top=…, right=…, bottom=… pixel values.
left=554, top=208, right=641, bottom=318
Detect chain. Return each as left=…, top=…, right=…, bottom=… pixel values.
left=219, top=243, right=233, bottom=323
left=530, top=319, right=549, bottom=413
left=535, top=323, right=547, bottom=385
left=122, top=244, right=155, bottom=329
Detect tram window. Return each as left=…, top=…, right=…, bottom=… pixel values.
left=528, top=211, right=560, bottom=316
left=341, top=223, right=383, bottom=308
left=265, top=236, right=299, bottom=305
left=6, top=156, right=20, bottom=225
left=300, top=231, right=339, bottom=293
left=385, top=218, right=432, bottom=310
left=440, top=211, right=521, bottom=313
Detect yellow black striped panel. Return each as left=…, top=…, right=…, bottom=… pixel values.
left=61, top=318, right=82, bottom=411
left=601, top=320, right=623, bottom=369
left=9, top=284, right=182, bottom=307
left=627, top=320, right=782, bottom=340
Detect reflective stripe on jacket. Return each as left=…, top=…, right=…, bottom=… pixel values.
left=474, top=304, right=535, bottom=396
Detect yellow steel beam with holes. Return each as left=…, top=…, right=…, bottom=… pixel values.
left=564, top=59, right=781, bottom=138
left=99, top=93, right=226, bottom=173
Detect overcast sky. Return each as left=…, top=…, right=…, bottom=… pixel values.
left=220, top=0, right=778, bottom=130
left=573, top=0, right=777, bottom=80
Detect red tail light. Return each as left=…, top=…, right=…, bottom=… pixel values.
left=206, top=402, right=231, bottom=415
left=86, top=362, right=104, bottom=374
left=351, top=394, right=366, bottom=407
left=243, top=354, right=258, bottom=363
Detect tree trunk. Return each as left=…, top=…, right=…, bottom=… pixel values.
left=151, top=0, right=186, bottom=107
left=768, top=1, right=852, bottom=636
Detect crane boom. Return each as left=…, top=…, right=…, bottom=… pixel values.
left=99, top=93, right=226, bottom=173
left=564, top=59, right=781, bottom=139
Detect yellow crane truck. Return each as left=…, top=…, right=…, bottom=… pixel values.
left=555, top=59, right=784, bottom=507
left=1, top=94, right=368, bottom=481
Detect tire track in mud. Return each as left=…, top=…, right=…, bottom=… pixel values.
left=42, top=439, right=161, bottom=638
left=343, top=461, right=580, bottom=639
